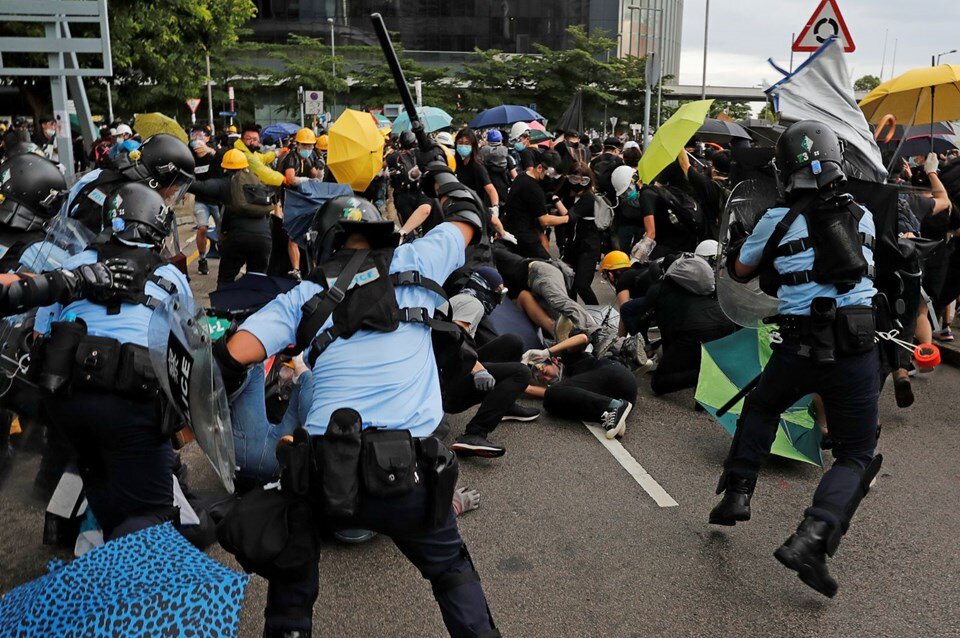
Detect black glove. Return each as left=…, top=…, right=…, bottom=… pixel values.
left=71, top=258, right=137, bottom=302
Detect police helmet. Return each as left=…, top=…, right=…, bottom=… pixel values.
left=5, top=142, right=43, bottom=158
left=120, top=133, right=196, bottom=201
left=311, top=195, right=398, bottom=263
left=0, top=154, right=66, bottom=231
left=398, top=130, right=417, bottom=150
left=775, top=120, right=846, bottom=194
left=103, top=182, right=174, bottom=248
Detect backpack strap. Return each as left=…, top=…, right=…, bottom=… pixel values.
left=756, top=194, right=816, bottom=270
left=390, top=270, right=449, bottom=301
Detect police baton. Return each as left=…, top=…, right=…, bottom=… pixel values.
left=369, top=13, right=431, bottom=153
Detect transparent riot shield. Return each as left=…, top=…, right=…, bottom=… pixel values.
left=716, top=179, right=781, bottom=328
left=148, top=293, right=236, bottom=493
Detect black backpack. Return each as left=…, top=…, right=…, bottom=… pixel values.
left=655, top=185, right=704, bottom=236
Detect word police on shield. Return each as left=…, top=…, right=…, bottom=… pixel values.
left=166, top=333, right=194, bottom=425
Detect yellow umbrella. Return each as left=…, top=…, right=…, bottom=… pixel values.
left=327, top=109, right=385, bottom=192
left=637, top=99, right=714, bottom=185
left=859, top=64, right=960, bottom=125
left=133, top=112, right=189, bottom=145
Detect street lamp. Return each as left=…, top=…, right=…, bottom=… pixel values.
left=936, top=49, right=957, bottom=65
left=702, top=0, right=710, bottom=100
left=328, top=18, right=336, bottom=78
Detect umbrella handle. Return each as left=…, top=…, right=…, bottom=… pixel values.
left=369, top=13, right=430, bottom=151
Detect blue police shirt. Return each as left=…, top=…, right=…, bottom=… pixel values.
left=35, top=248, right=191, bottom=347
left=239, top=222, right=466, bottom=437
left=60, top=169, right=104, bottom=219
left=739, top=205, right=877, bottom=316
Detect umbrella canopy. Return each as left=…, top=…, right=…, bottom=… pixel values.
left=133, top=112, right=188, bottom=144
left=372, top=113, right=392, bottom=128
left=328, top=109, right=385, bottom=192
left=882, top=135, right=958, bottom=159
left=469, top=105, right=544, bottom=128
left=527, top=120, right=554, bottom=147
left=261, top=122, right=300, bottom=144
left=555, top=91, right=583, bottom=134
left=282, top=180, right=354, bottom=244
left=859, top=64, right=960, bottom=125
left=696, top=118, right=752, bottom=144
left=391, top=106, right=453, bottom=134
left=695, top=327, right=823, bottom=467
left=0, top=523, right=248, bottom=637
left=886, top=122, right=956, bottom=140
left=738, top=119, right=787, bottom=148
left=638, top=99, right=713, bottom=184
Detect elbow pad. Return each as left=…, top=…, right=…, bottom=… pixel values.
left=0, top=271, right=76, bottom=317
left=443, top=199, right=484, bottom=246
left=212, top=332, right=249, bottom=395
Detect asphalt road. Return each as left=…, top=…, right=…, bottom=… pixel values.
left=1, top=231, right=958, bottom=638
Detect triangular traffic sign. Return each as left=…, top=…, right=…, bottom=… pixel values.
left=792, top=0, right=855, bottom=53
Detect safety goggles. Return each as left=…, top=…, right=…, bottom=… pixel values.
left=543, top=167, right=560, bottom=179
left=567, top=175, right=591, bottom=186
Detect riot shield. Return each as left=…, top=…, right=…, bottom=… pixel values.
left=716, top=178, right=780, bottom=328
left=148, top=293, right=236, bottom=493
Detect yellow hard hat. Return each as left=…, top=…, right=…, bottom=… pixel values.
left=221, top=148, right=249, bottom=170
left=317, top=134, right=329, bottom=151
left=227, top=125, right=238, bottom=134
left=295, top=128, right=317, bottom=145
left=444, top=146, right=456, bottom=171
left=600, top=251, right=631, bottom=272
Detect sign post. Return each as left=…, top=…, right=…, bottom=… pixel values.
left=792, top=0, right=856, bottom=53
left=185, top=98, right=201, bottom=125
left=305, top=91, right=325, bottom=118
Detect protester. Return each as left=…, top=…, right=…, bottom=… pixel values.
left=189, top=125, right=225, bottom=276
left=501, top=150, right=568, bottom=259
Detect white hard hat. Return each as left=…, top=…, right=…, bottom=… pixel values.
left=623, top=140, right=640, bottom=151
left=611, top=165, right=637, bottom=197
left=435, top=131, right=455, bottom=148
left=509, top=122, right=531, bottom=141
left=695, top=239, right=719, bottom=259
left=115, top=124, right=133, bottom=136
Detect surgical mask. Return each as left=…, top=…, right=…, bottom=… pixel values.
left=514, top=142, right=526, bottom=152
left=43, top=128, right=55, bottom=139
left=456, top=144, right=472, bottom=158
left=298, top=149, right=313, bottom=159
left=624, top=187, right=639, bottom=201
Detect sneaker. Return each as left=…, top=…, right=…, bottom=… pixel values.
left=501, top=403, right=540, bottom=422
left=936, top=328, right=954, bottom=342
left=197, top=257, right=209, bottom=275
left=451, top=434, right=506, bottom=458
left=600, top=400, right=632, bottom=440
left=555, top=315, right=574, bottom=342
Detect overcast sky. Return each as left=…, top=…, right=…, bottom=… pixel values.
left=678, top=0, right=960, bottom=87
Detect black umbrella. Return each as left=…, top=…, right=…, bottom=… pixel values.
left=555, top=90, right=583, bottom=134
left=881, top=135, right=958, bottom=159
left=696, top=118, right=752, bottom=145
left=737, top=119, right=786, bottom=148
left=887, top=122, right=956, bottom=140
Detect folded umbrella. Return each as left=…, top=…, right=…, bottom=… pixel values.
left=696, top=118, right=752, bottom=145
left=391, top=106, right=452, bottom=134
left=328, top=109, right=385, bottom=192
left=469, top=105, right=544, bottom=128
left=133, top=112, right=188, bottom=144
left=638, top=99, right=713, bottom=184
left=0, top=523, right=248, bottom=637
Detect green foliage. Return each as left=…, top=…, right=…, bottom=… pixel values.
left=853, top=74, right=882, bottom=92
left=709, top=101, right=753, bottom=121
left=758, top=103, right=778, bottom=122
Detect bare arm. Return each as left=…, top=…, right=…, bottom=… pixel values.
left=538, top=214, right=570, bottom=227
left=400, top=203, right=433, bottom=236
left=525, top=385, right=547, bottom=398
left=643, top=215, right=656, bottom=240
left=927, top=171, right=951, bottom=214
left=484, top=183, right=499, bottom=207
left=549, top=333, right=589, bottom=355
left=226, top=330, right=268, bottom=366
left=616, top=289, right=631, bottom=307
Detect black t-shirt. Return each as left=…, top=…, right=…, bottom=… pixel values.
left=615, top=263, right=654, bottom=299
left=414, top=194, right=445, bottom=235
left=279, top=151, right=319, bottom=178
left=503, top=173, right=547, bottom=240
left=520, top=147, right=540, bottom=171
left=456, top=158, right=493, bottom=205
left=641, top=186, right=697, bottom=254
left=653, top=280, right=734, bottom=345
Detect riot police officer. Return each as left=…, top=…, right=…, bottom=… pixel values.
left=710, top=120, right=882, bottom=598
left=60, top=133, right=195, bottom=234
left=215, top=180, right=498, bottom=636
left=385, top=130, right=422, bottom=225
left=34, top=182, right=192, bottom=540
left=0, top=153, right=68, bottom=272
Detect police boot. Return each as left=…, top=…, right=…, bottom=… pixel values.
left=709, top=474, right=755, bottom=526
left=774, top=516, right=838, bottom=598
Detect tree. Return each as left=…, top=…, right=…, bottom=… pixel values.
left=854, top=74, right=881, bottom=92
left=757, top=103, right=777, bottom=122
left=709, top=101, right=753, bottom=121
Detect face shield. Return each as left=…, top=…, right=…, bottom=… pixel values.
left=152, top=161, right=195, bottom=205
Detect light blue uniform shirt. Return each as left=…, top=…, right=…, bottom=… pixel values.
left=60, top=168, right=104, bottom=219
left=35, top=248, right=192, bottom=347
left=739, top=205, right=876, bottom=316
left=240, top=222, right=466, bottom=437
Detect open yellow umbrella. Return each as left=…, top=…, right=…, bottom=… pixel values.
left=133, top=112, right=188, bottom=145
left=859, top=64, right=960, bottom=125
left=327, top=109, right=385, bottom=192
left=637, top=99, right=713, bottom=184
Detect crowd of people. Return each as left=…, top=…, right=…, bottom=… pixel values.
left=0, top=104, right=956, bottom=637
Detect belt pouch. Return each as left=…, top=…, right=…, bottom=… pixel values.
left=417, top=436, right=460, bottom=529
left=277, top=427, right=313, bottom=497
left=809, top=297, right=837, bottom=365
left=72, top=336, right=121, bottom=393
left=361, top=429, right=416, bottom=499
left=37, top=321, right=87, bottom=395
left=115, top=343, right=159, bottom=399
left=320, top=408, right=363, bottom=518
left=835, top=306, right=876, bottom=355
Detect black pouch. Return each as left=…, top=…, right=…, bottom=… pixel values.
left=277, top=427, right=314, bottom=497
left=72, top=336, right=122, bottom=393
left=115, top=343, right=158, bottom=399
left=361, top=429, right=416, bottom=499
left=417, top=437, right=459, bottom=529
left=320, top=408, right=363, bottom=519
left=36, top=321, right=87, bottom=396
left=835, top=306, right=876, bottom=355
left=808, top=297, right=838, bottom=365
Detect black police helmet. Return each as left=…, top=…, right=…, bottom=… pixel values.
left=311, top=195, right=397, bottom=263
left=5, top=142, right=42, bottom=158
left=0, top=154, right=66, bottom=231
left=121, top=133, right=195, bottom=199
left=398, top=130, right=417, bottom=150
left=775, top=120, right=846, bottom=193
left=103, top=182, right=174, bottom=248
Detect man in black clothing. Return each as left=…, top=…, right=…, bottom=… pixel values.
left=590, top=137, right=625, bottom=204
left=554, top=130, right=588, bottom=175
left=502, top=150, right=569, bottom=259
left=385, top=131, right=421, bottom=224
left=189, top=125, right=225, bottom=275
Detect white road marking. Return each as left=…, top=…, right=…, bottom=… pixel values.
left=584, top=423, right=679, bottom=508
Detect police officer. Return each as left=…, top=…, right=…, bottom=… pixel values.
left=385, top=130, right=422, bottom=225
left=710, top=121, right=882, bottom=598
left=0, top=153, right=68, bottom=272
left=60, top=133, right=195, bottom=235
left=214, top=180, right=498, bottom=636
left=34, top=182, right=192, bottom=540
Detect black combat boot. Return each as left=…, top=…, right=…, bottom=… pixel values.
left=774, top=516, right=838, bottom=598
left=709, top=474, right=755, bottom=526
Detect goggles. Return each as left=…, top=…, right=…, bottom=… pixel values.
left=567, top=175, right=591, bottom=186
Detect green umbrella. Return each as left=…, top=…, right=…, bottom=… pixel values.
left=638, top=99, right=713, bottom=184
left=695, top=327, right=823, bottom=467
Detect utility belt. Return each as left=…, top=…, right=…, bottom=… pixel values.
left=31, top=320, right=158, bottom=401
left=768, top=298, right=876, bottom=365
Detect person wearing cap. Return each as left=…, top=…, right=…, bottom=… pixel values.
left=590, top=137, right=625, bottom=204
left=109, top=123, right=135, bottom=161
left=189, top=125, right=225, bottom=276
left=501, top=150, right=568, bottom=259
left=554, top=130, right=588, bottom=175
left=478, top=129, right=515, bottom=202
left=508, top=122, right=539, bottom=171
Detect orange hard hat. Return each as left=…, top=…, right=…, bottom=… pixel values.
left=600, top=251, right=631, bottom=272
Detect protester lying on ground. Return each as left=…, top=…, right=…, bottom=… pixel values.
left=522, top=333, right=637, bottom=440
left=598, top=250, right=660, bottom=340
left=505, top=255, right=598, bottom=340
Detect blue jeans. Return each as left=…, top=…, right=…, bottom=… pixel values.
left=229, top=363, right=313, bottom=485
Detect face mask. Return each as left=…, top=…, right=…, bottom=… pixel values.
left=298, top=149, right=313, bottom=159
left=43, top=128, right=55, bottom=139
left=624, top=187, right=639, bottom=201
left=456, top=144, right=472, bottom=158
left=514, top=142, right=526, bottom=152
